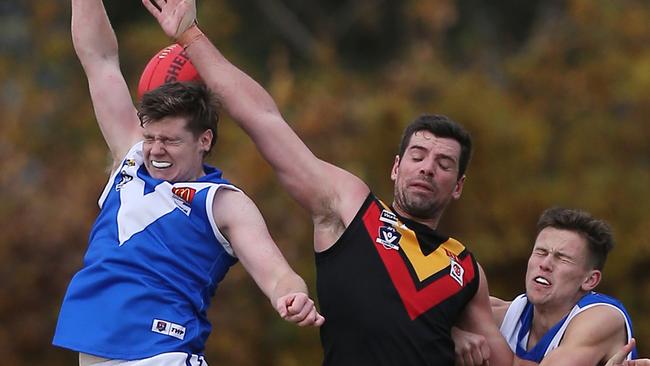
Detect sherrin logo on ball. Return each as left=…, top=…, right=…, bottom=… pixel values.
left=137, top=44, right=202, bottom=98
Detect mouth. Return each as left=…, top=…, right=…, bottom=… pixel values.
left=151, top=160, right=172, bottom=169
left=409, top=181, right=434, bottom=192
left=533, top=276, right=551, bottom=286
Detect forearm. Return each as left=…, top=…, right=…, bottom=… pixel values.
left=269, top=270, right=309, bottom=305
left=180, top=26, right=282, bottom=133
left=71, top=0, right=119, bottom=69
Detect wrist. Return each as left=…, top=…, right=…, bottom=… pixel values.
left=176, top=23, right=203, bottom=49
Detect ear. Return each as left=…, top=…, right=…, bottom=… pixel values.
left=390, top=155, right=400, bottom=181
left=581, top=269, right=601, bottom=291
left=199, top=129, right=213, bottom=153
left=451, top=174, right=466, bottom=200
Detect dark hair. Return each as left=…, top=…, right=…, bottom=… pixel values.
left=397, top=114, right=472, bottom=179
left=138, top=82, right=219, bottom=154
left=536, top=207, right=614, bottom=271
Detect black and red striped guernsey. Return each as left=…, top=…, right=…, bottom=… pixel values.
left=316, top=193, right=479, bottom=366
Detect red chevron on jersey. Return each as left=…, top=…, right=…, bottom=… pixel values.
left=362, top=201, right=476, bottom=320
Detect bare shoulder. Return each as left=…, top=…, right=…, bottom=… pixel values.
left=311, top=161, right=369, bottom=250
left=489, top=296, right=512, bottom=326
left=566, top=304, right=627, bottom=336
left=211, top=186, right=260, bottom=226
left=562, top=303, right=628, bottom=350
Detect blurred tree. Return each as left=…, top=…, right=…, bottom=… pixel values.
left=1, top=0, right=648, bottom=364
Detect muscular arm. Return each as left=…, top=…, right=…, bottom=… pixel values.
left=72, top=0, right=141, bottom=168
left=212, top=188, right=323, bottom=326
left=456, top=264, right=514, bottom=366
left=490, top=295, right=511, bottom=326
left=538, top=305, right=629, bottom=366
left=143, top=0, right=369, bottom=251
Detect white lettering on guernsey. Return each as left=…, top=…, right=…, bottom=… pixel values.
left=151, top=319, right=186, bottom=340
left=379, top=209, right=398, bottom=226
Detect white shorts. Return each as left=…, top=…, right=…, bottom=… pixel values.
left=79, top=352, right=208, bottom=366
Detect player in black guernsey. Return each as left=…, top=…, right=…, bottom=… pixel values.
left=146, top=1, right=515, bottom=365
left=317, top=195, right=480, bottom=365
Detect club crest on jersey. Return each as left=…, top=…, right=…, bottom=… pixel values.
left=125, top=159, right=137, bottom=167
left=379, top=209, right=398, bottom=226
left=116, top=170, right=133, bottom=191
left=376, top=225, right=401, bottom=250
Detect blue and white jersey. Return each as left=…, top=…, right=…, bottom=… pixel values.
left=53, top=142, right=239, bottom=359
left=500, top=292, right=637, bottom=363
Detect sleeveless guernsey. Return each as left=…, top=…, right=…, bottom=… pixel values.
left=316, top=194, right=479, bottom=366
left=53, top=142, right=238, bottom=359
left=500, top=292, right=637, bottom=362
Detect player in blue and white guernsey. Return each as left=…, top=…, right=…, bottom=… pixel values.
left=454, top=207, right=649, bottom=366
left=53, top=1, right=324, bottom=365
left=143, top=1, right=519, bottom=365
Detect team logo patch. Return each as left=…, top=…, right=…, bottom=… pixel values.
left=376, top=225, right=401, bottom=250
left=151, top=319, right=186, bottom=340
left=125, top=159, right=136, bottom=167
left=116, top=170, right=133, bottom=191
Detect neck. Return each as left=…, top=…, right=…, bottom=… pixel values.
left=529, top=294, right=584, bottom=346
left=391, top=202, right=441, bottom=230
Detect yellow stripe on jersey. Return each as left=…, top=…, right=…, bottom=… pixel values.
left=377, top=201, right=466, bottom=282
left=396, top=226, right=465, bottom=282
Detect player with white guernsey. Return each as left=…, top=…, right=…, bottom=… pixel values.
left=454, top=207, right=646, bottom=366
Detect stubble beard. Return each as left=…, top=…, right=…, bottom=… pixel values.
left=394, top=184, right=443, bottom=220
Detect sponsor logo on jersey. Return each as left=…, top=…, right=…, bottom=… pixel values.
left=445, top=249, right=464, bottom=286
left=379, top=209, right=398, bottom=226
left=151, top=319, right=186, bottom=340
left=172, top=187, right=196, bottom=203
left=172, top=187, right=196, bottom=216
left=376, top=225, right=401, bottom=250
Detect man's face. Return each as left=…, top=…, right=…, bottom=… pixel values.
left=525, top=227, right=599, bottom=311
left=391, top=130, right=464, bottom=221
left=142, top=115, right=211, bottom=182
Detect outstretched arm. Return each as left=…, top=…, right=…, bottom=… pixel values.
left=72, top=0, right=141, bottom=168
left=143, top=0, right=369, bottom=248
left=212, top=189, right=324, bottom=326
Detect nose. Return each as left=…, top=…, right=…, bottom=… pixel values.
left=150, top=139, right=166, bottom=155
left=538, top=255, right=553, bottom=271
left=419, top=159, right=435, bottom=177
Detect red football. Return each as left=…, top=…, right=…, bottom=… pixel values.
left=137, top=44, right=201, bottom=98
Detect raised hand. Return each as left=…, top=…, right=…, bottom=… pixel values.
left=142, top=0, right=196, bottom=39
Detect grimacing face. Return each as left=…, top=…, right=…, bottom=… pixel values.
left=390, top=130, right=464, bottom=222
left=142, top=115, right=212, bottom=182
left=525, top=227, right=601, bottom=313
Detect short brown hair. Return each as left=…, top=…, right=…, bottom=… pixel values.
left=537, top=207, right=614, bottom=271
left=138, top=82, right=220, bottom=154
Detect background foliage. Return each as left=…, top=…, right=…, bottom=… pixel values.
left=1, top=0, right=648, bottom=364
